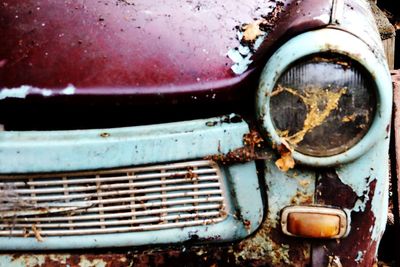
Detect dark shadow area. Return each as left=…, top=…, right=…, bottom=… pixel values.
left=377, top=0, right=399, bottom=68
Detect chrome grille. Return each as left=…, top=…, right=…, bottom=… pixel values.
left=0, top=160, right=227, bottom=237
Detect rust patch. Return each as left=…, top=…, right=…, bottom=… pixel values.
left=100, top=132, right=111, bottom=138
left=31, top=224, right=44, bottom=242
left=205, top=131, right=270, bottom=164
left=184, top=167, right=198, bottom=180
left=239, top=2, right=284, bottom=45
left=290, top=190, right=313, bottom=205
left=313, top=173, right=378, bottom=266
left=228, top=2, right=285, bottom=74
left=275, top=141, right=295, bottom=172
left=233, top=219, right=310, bottom=266
left=242, top=20, right=265, bottom=42
left=312, top=56, right=351, bottom=70
left=316, top=169, right=358, bottom=209
left=9, top=253, right=129, bottom=267
left=111, top=212, right=310, bottom=266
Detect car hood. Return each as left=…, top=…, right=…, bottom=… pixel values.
left=0, top=0, right=331, bottom=101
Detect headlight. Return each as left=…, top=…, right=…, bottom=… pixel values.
left=256, top=28, right=392, bottom=166
left=269, top=54, right=376, bottom=157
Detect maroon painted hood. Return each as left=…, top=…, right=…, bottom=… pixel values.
left=0, top=0, right=332, bottom=98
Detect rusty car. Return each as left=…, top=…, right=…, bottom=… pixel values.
left=0, top=0, right=394, bottom=266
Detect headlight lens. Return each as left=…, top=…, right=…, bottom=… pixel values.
left=269, top=54, right=376, bottom=157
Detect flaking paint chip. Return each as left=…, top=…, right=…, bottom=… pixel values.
left=275, top=140, right=295, bottom=172
left=242, top=20, right=264, bottom=42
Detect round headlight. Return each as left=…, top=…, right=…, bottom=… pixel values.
left=257, top=28, right=392, bottom=166
left=268, top=54, right=376, bottom=157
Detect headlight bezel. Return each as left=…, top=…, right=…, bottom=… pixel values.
left=256, top=28, right=392, bottom=167
left=269, top=53, right=377, bottom=157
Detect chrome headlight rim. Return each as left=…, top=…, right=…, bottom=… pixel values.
left=256, top=28, right=392, bottom=167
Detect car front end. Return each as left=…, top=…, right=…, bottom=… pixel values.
left=0, top=0, right=393, bottom=266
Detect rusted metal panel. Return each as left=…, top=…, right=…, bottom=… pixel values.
left=2, top=253, right=129, bottom=267
left=312, top=137, right=390, bottom=266
left=313, top=170, right=377, bottom=266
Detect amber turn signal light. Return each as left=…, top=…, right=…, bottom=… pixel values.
left=281, top=206, right=347, bottom=239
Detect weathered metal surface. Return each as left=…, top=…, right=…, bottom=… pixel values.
left=251, top=0, right=332, bottom=68
left=312, top=135, right=390, bottom=266
left=1, top=253, right=129, bottom=267
left=0, top=0, right=333, bottom=105
left=0, top=1, right=393, bottom=266
left=0, top=0, right=245, bottom=88
left=0, top=149, right=313, bottom=265
left=205, top=130, right=271, bottom=164
left=0, top=161, right=228, bottom=236
left=333, top=0, right=387, bottom=64
left=0, top=115, right=249, bottom=173
left=0, top=1, right=264, bottom=92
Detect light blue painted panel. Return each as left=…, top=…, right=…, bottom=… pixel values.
left=0, top=115, right=248, bottom=173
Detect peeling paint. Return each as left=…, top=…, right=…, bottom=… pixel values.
left=335, top=137, right=390, bottom=242
left=60, top=84, right=76, bottom=95
left=227, top=2, right=284, bottom=75
left=0, top=84, right=77, bottom=100
left=355, top=250, right=364, bottom=263
left=314, top=134, right=389, bottom=266
left=346, top=176, right=374, bottom=213
left=0, top=86, right=30, bottom=100
left=228, top=50, right=254, bottom=75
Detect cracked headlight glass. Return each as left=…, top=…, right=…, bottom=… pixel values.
left=269, top=54, right=376, bottom=157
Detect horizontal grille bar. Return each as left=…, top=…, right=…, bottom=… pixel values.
left=4, top=204, right=223, bottom=222
left=0, top=218, right=226, bottom=236
left=7, top=176, right=219, bottom=194
left=1, top=211, right=222, bottom=228
left=0, top=160, right=228, bottom=237
left=0, top=168, right=217, bottom=187
left=7, top=183, right=222, bottom=202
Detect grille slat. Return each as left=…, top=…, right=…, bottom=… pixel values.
left=0, top=211, right=222, bottom=228
left=0, top=168, right=217, bottom=187
left=0, top=218, right=226, bottom=236
left=9, top=175, right=220, bottom=194
left=0, top=160, right=228, bottom=237
left=5, top=204, right=223, bottom=222
left=53, top=190, right=222, bottom=205
left=5, top=183, right=222, bottom=202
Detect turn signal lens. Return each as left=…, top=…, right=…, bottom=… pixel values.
left=281, top=206, right=347, bottom=239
